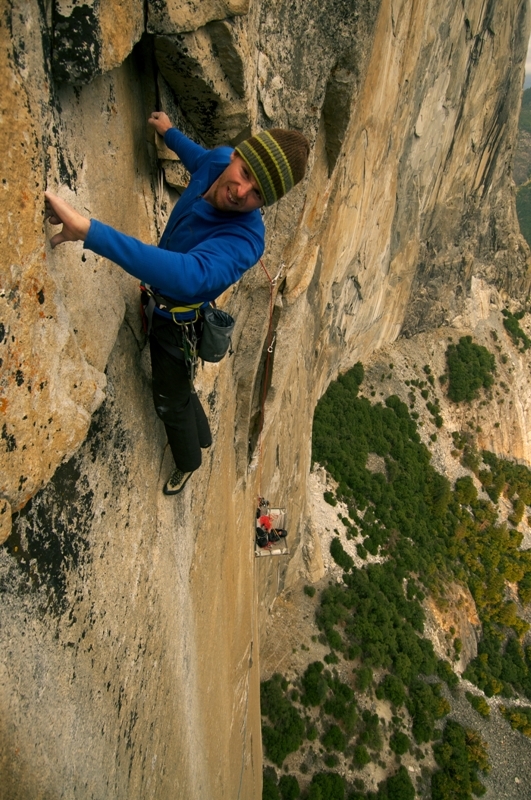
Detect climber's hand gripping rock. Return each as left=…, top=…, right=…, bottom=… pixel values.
left=148, top=111, right=172, bottom=136
left=44, top=191, right=90, bottom=248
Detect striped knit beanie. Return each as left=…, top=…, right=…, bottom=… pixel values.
left=235, top=129, right=310, bottom=206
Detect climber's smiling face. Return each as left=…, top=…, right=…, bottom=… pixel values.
left=203, top=152, right=264, bottom=213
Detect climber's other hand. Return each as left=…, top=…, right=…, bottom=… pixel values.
left=44, top=191, right=90, bottom=248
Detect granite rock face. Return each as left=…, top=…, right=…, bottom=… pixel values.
left=154, top=24, right=251, bottom=146
left=52, top=0, right=144, bottom=84
left=1, top=0, right=530, bottom=798
left=147, top=0, right=250, bottom=35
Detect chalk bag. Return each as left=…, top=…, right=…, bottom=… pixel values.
left=199, top=306, right=235, bottom=362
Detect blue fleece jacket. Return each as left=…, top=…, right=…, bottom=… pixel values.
left=84, top=129, right=266, bottom=304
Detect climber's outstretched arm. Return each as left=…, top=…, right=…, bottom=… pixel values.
left=44, top=191, right=90, bottom=248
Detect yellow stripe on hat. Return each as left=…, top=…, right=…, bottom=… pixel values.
left=259, top=130, right=294, bottom=195
left=238, top=141, right=278, bottom=205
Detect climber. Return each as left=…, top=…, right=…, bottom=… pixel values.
left=255, top=519, right=288, bottom=548
left=255, top=503, right=288, bottom=547
left=44, top=112, right=309, bottom=495
left=268, top=527, right=288, bottom=543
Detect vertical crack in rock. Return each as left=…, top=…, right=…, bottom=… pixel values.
left=321, top=63, right=358, bottom=176
left=248, top=292, right=283, bottom=462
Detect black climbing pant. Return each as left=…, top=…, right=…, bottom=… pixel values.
left=149, top=315, right=212, bottom=473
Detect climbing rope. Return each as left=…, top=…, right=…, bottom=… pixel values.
left=156, top=167, right=165, bottom=233
left=253, top=261, right=291, bottom=558
left=256, top=258, right=283, bottom=497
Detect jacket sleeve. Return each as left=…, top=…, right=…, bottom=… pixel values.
left=84, top=219, right=264, bottom=302
left=163, top=129, right=210, bottom=174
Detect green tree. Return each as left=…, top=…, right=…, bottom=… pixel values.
left=500, top=705, right=531, bottom=736
left=436, top=659, right=459, bottom=688
left=322, top=723, right=347, bottom=752
left=454, top=476, right=478, bottom=506
left=431, top=720, right=489, bottom=800
left=389, top=731, right=410, bottom=755
left=300, top=661, right=328, bottom=706
left=446, top=336, right=495, bottom=402
left=376, top=674, right=406, bottom=706
left=261, top=675, right=305, bottom=766
left=407, top=679, right=450, bottom=743
left=308, top=772, right=346, bottom=800
left=263, top=773, right=281, bottom=800
left=330, top=536, right=354, bottom=571
left=378, top=765, right=415, bottom=799
left=279, top=774, right=300, bottom=800
left=502, top=309, right=531, bottom=351
left=352, top=744, right=371, bottom=768
left=355, top=666, right=374, bottom=692
left=465, top=692, right=490, bottom=718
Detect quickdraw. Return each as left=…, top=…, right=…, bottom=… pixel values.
left=180, top=321, right=198, bottom=384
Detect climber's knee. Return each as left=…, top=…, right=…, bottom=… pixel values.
left=154, top=394, right=191, bottom=426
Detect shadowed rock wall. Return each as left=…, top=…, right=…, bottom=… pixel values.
left=0, top=0, right=529, bottom=798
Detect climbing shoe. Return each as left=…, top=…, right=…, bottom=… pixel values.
left=163, top=467, right=192, bottom=495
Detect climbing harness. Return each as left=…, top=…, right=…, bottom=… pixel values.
left=252, top=261, right=290, bottom=558
left=141, top=282, right=234, bottom=367
left=140, top=283, right=203, bottom=331
left=140, top=282, right=203, bottom=386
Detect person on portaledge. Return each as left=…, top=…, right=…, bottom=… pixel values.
left=45, top=111, right=309, bottom=495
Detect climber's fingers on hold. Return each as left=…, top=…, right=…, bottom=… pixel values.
left=44, top=191, right=90, bottom=245
left=148, top=111, right=172, bottom=135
